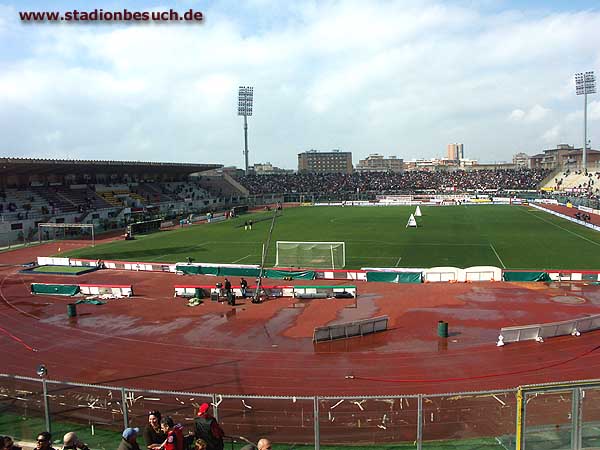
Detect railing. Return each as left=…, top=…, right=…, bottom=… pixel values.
left=1, top=374, right=599, bottom=449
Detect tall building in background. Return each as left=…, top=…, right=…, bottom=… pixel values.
left=447, top=143, right=464, bottom=161
left=298, top=149, right=353, bottom=174
left=356, top=154, right=404, bottom=172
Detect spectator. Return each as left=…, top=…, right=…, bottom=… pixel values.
left=4, top=436, right=22, bottom=450
left=194, top=440, right=207, bottom=450
left=194, top=403, right=225, bottom=450
left=118, top=428, right=141, bottom=450
left=159, top=416, right=184, bottom=450
left=143, top=410, right=167, bottom=450
left=36, top=432, right=55, bottom=450
left=61, top=432, right=89, bottom=450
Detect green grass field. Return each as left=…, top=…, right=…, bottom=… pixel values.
left=30, top=265, right=91, bottom=274
left=63, top=205, right=600, bottom=270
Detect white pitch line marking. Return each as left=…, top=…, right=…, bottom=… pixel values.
left=523, top=208, right=600, bottom=248
left=489, top=243, right=506, bottom=269
left=395, top=257, right=402, bottom=267
left=231, top=254, right=252, bottom=264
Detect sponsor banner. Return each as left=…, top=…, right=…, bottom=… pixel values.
left=534, top=199, right=559, bottom=205
left=579, top=205, right=593, bottom=213
left=493, top=197, right=511, bottom=203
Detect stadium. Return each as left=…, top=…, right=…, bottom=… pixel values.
left=1, top=157, right=600, bottom=450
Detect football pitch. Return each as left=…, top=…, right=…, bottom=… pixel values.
left=63, top=205, right=600, bottom=270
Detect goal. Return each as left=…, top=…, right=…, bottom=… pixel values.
left=275, top=241, right=346, bottom=269
left=38, top=223, right=95, bottom=246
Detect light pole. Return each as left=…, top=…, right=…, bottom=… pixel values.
left=238, top=86, right=254, bottom=173
left=575, top=71, right=596, bottom=172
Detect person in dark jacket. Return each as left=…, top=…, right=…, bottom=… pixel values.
left=117, top=428, right=141, bottom=450
left=36, top=432, right=56, bottom=450
left=143, top=411, right=167, bottom=449
left=3, top=436, right=22, bottom=450
left=194, top=403, right=225, bottom=450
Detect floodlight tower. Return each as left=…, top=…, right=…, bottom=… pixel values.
left=575, top=71, right=596, bottom=172
left=238, top=86, right=254, bottom=173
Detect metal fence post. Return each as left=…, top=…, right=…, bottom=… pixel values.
left=121, top=387, right=129, bottom=428
left=571, top=388, right=582, bottom=450
left=212, top=393, right=219, bottom=421
left=515, top=388, right=525, bottom=450
left=313, top=396, right=320, bottom=450
left=416, top=394, right=423, bottom=450
left=42, top=378, right=51, bottom=434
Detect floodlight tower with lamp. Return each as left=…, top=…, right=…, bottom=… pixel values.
left=575, top=71, right=596, bottom=171
left=238, top=86, right=254, bottom=173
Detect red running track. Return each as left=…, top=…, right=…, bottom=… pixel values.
left=1, top=238, right=600, bottom=443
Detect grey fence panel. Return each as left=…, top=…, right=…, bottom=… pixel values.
left=581, top=387, right=600, bottom=450
left=523, top=389, right=573, bottom=450
left=318, top=396, right=418, bottom=446
left=422, top=392, right=517, bottom=450
left=0, top=376, right=46, bottom=441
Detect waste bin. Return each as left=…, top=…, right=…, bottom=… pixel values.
left=210, top=291, right=219, bottom=302
left=67, top=303, right=77, bottom=318
left=437, top=320, right=448, bottom=338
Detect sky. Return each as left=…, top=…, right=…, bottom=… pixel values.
left=0, top=0, right=599, bottom=169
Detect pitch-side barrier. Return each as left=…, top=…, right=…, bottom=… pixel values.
left=40, top=258, right=600, bottom=284
left=498, top=313, right=600, bottom=345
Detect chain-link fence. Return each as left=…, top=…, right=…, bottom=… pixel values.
left=1, top=374, right=599, bottom=449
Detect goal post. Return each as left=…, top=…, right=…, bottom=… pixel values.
left=38, top=223, right=95, bottom=247
left=275, top=241, right=346, bottom=269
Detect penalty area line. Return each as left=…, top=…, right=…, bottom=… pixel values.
left=395, top=257, right=402, bottom=267
left=231, top=254, right=252, bottom=264
left=489, top=243, right=506, bottom=269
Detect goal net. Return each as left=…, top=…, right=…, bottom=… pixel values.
left=38, top=223, right=95, bottom=246
left=275, top=241, right=345, bottom=269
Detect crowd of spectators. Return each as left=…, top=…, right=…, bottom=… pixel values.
left=21, top=404, right=271, bottom=450
left=553, top=170, right=600, bottom=199
left=239, top=169, right=551, bottom=195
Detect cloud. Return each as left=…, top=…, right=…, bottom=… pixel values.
left=542, top=125, right=561, bottom=143
left=509, top=104, right=551, bottom=122
left=0, top=1, right=599, bottom=167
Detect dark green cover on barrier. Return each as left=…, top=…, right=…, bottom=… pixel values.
left=264, top=269, right=316, bottom=280
left=502, top=271, right=551, bottom=282
left=31, top=284, right=79, bottom=296
left=220, top=267, right=261, bottom=277
left=176, top=265, right=220, bottom=276
left=366, top=271, right=422, bottom=283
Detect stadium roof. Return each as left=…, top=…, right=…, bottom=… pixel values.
left=0, top=157, right=222, bottom=176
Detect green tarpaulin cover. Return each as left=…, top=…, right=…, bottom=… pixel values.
left=75, top=299, right=106, bottom=305
left=263, top=269, right=316, bottom=280
left=31, top=284, right=79, bottom=296
left=176, top=265, right=259, bottom=277
left=502, top=271, right=551, bottom=282
left=366, top=271, right=422, bottom=283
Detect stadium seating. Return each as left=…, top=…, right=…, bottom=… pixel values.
left=239, top=169, right=551, bottom=195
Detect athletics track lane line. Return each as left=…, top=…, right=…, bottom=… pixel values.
left=349, top=343, right=600, bottom=383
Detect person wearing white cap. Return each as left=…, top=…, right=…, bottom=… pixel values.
left=118, top=428, right=141, bottom=450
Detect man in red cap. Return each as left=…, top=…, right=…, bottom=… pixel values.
left=194, top=403, right=225, bottom=450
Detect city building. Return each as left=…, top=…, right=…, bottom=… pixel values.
left=447, top=143, right=464, bottom=161
left=298, top=149, right=353, bottom=174
left=529, top=144, right=600, bottom=171
left=355, top=154, right=404, bottom=172
left=403, top=157, right=477, bottom=171
left=512, top=153, right=530, bottom=168
left=250, top=162, right=293, bottom=175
